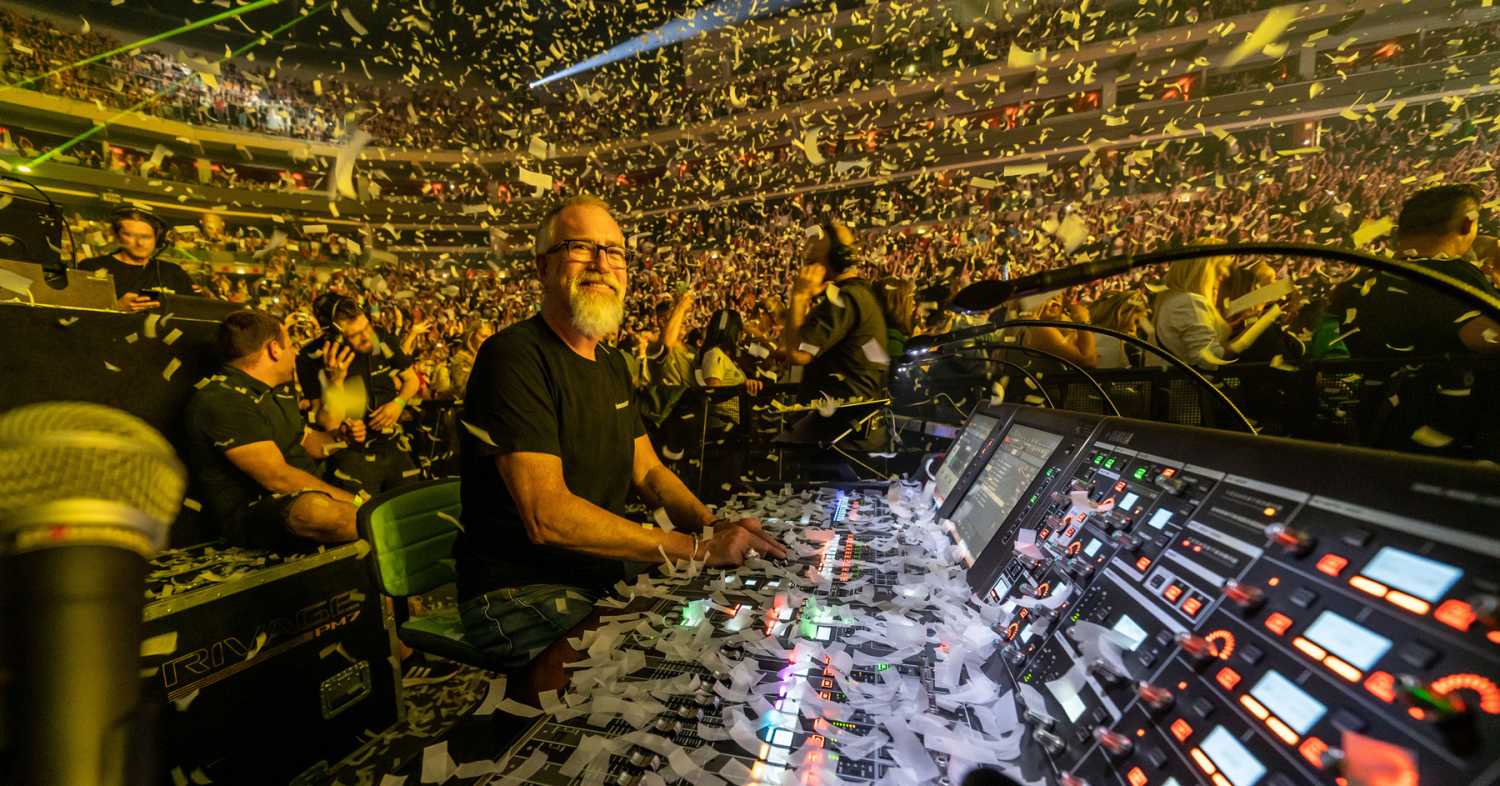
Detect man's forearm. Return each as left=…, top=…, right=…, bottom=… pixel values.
left=531, top=493, right=700, bottom=562
left=397, top=369, right=421, bottom=401
left=266, top=464, right=354, bottom=503
left=639, top=463, right=713, bottom=532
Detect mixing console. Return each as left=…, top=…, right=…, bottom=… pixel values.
left=477, top=406, right=1500, bottom=786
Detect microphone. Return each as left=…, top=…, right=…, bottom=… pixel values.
left=0, top=402, right=186, bottom=786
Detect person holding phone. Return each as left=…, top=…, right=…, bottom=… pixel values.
left=78, top=208, right=196, bottom=312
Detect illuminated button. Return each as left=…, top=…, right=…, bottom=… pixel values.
left=1386, top=590, right=1431, bottom=616
left=1365, top=671, right=1398, bottom=703
left=1189, top=747, right=1217, bottom=775
left=1292, top=636, right=1327, bottom=661
left=1239, top=694, right=1270, bottom=720
left=1126, top=767, right=1148, bottom=786
left=1135, top=555, right=1152, bottom=571
left=1435, top=600, right=1477, bottom=632
left=1182, top=597, right=1204, bottom=617
left=1215, top=667, right=1242, bottom=691
left=1349, top=575, right=1389, bottom=598
left=1164, top=583, right=1185, bottom=603
left=1315, top=553, right=1349, bottom=577
left=1211, top=774, right=1232, bottom=786
left=770, top=728, right=794, bottom=746
left=1265, top=716, right=1300, bottom=746
left=1299, top=737, right=1330, bottom=769
left=1170, top=718, right=1194, bottom=742
left=1264, top=612, right=1294, bottom=636
left=1323, top=655, right=1362, bottom=683
left=814, top=626, right=831, bottom=641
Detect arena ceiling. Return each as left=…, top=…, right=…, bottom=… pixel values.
left=50, top=0, right=850, bottom=91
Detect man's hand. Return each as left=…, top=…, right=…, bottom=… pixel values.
left=699, top=518, right=789, bottom=566
left=790, top=262, right=827, bottom=301
left=340, top=418, right=367, bottom=444
left=323, top=341, right=356, bottom=386
left=117, top=292, right=159, bottom=312
left=1067, top=302, right=1091, bottom=324
left=368, top=399, right=404, bottom=431
left=745, top=379, right=764, bottom=396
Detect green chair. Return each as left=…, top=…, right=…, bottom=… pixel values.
left=356, top=477, right=499, bottom=669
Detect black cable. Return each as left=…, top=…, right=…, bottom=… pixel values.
left=950, top=241, right=1500, bottom=323
left=0, top=172, right=77, bottom=269
left=980, top=340, right=1123, bottom=417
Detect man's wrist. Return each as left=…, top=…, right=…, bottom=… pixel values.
left=392, top=396, right=406, bottom=408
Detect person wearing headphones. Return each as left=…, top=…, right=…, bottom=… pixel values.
left=295, top=293, right=422, bottom=495
left=78, top=208, right=196, bottom=312
left=774, top=220, right=891, bottom=449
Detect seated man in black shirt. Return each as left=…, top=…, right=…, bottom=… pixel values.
left=77, top=208, right=197, bottom=312
left=775, top=221, right=891, bottom=448
left=457, top=195, right=787, bottom=698
left=296, top=294, right=421, bottom=495
left=185, top=311, right=361, bottom=551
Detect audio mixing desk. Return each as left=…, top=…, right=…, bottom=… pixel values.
left=472, top=405, right=1500, bottom=786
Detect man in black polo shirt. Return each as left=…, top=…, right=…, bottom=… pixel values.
left=185, top=311, right=360, bottom=551
left=776, top=220, right=891, bottom=448
left=457, top=195, right=786, bottom=697
left=1326, top=184, right=1500, bottom=357
left=78, top=208, right=197, bottom=312
left=296, top=294, right=422, bottom=495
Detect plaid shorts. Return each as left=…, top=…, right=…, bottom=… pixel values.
left=459, top=584, right=597, bottom=668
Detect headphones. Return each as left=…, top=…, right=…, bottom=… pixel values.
left=822, top=220, right=855, bottom=273
left=110, top=207, right=172, bottom=259
left=314, top=292, right=359, bottom=335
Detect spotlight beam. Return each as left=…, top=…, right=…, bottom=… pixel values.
left=530, top=0, right=811, bottom=89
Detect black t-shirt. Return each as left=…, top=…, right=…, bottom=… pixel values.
left=78, top=253, right=196, bottom=298
left=796, top=277, right=891, bottom=402
left=295, top=326, right=413, bottom=445
left=184, top=365, right=320, bottom=541
left=1327, top=255, right=1499, bottom=357
left=455, top=315, right=645, bottom=602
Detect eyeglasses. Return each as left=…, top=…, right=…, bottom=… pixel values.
left=546, top=239, right=630, bottom=269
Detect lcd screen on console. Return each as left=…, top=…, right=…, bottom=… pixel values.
left=949, top=424, right=1063, bottom=560
left=934, top=414, right=1001, bottom=506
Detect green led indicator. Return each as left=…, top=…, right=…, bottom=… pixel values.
left=1093, top=455, right=1104, bottom=465
left=1134, top=467, right=1148, bottom=480
left=1105, top=458, right=1117, bottom=469
left=876, top=663, right=890, bottom=670
left=1071, top=611, right=1081, bottom=621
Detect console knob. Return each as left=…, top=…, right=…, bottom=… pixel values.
left=1111, top=533, right=1140, bottom=551
left=1154, top=475, right=1188, bottom=495
left=1092, top=726, right=1134, bottom=758
left=1222, top=579, right=1266, bottom=614
left=1087, top=658, right=1127, bottom=687
left=1023, top=709, right=1055, bottom=731
left=1176, top=633, right=1216, bottom=668
left=1058, top=774, right=1089, bottom=786
left=1264, top=523, right=1315, bottom=556
left=1136, top=682, right=1175, bottom=714
left=1068, top=558, right=1096, bottom=579
left=652, top=716, right=680, bottom=735
left=677, top=705, right=702, bottom=721
left=1399, top=675, right=1479, bottom=755
left=1034, top=727, right=1067, bottom=756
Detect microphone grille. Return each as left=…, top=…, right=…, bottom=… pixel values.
left=0, top=402, right=187, bottom=528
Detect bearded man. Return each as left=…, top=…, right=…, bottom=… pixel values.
left=455, top=195, right=785, bottom=698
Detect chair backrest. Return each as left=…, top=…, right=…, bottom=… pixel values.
left=355, top=477, right=462, bottom=598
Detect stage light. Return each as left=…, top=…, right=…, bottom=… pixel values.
left=531, top=0, right=813, bottom=88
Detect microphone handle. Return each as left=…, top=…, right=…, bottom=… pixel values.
left=2, top=541, right=151, bottom=786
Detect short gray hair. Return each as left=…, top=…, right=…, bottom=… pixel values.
left=533, top=194, right=616, bottom=256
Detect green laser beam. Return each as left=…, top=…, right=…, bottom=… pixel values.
left=1, top=0, right=291, bottom=94
left=23, top=3, right=333, bottom=171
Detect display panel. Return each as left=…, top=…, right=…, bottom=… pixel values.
left=1302, top=611, right=1392, bottom=671
left=949, top=424, right=1063, bottom=560
left=933, top=414, right=1001, bottom=506
left=1249, top=671, right=1327, bottom=735
left=1201, top=726, right=1267, bottom=786
left=1361, top=546, right=1463, bottom=603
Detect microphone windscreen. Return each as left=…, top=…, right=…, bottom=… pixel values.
left=0, top=402, right=186, bottom=528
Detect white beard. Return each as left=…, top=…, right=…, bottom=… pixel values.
left=567, top=283, right=624, bottom=339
